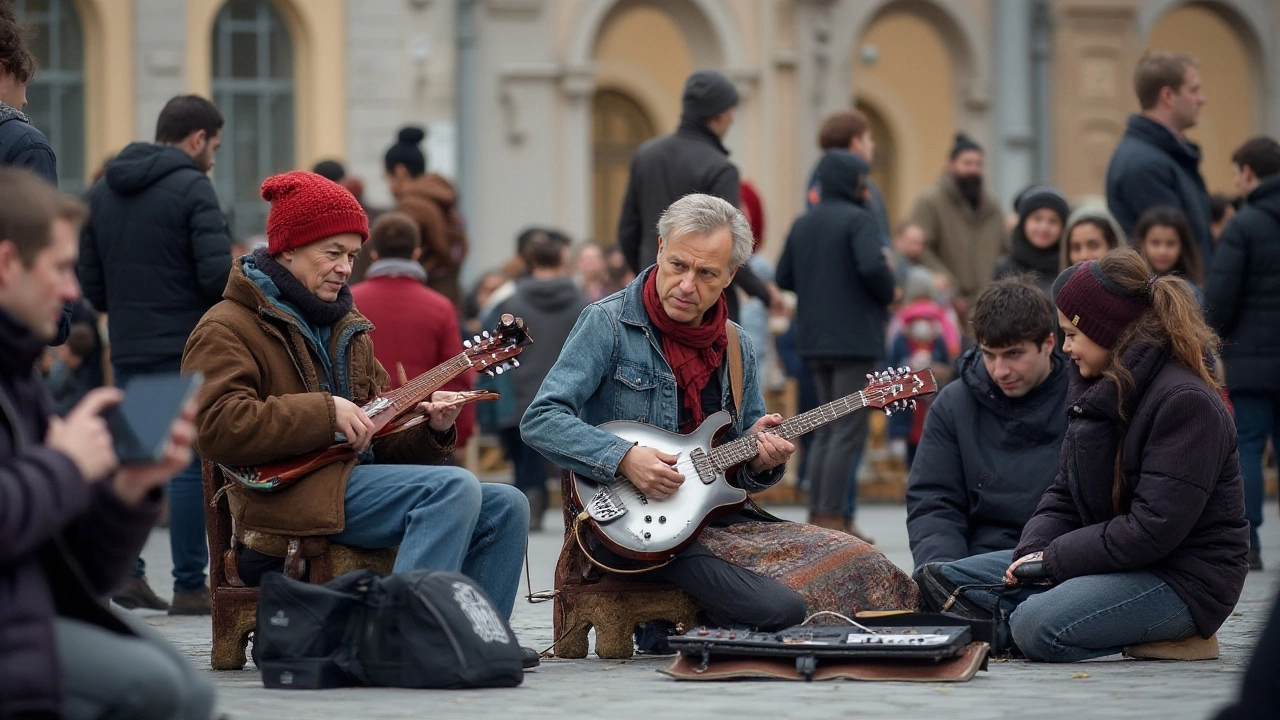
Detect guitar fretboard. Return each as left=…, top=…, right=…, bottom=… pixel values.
left=709, top=392, right=869, bottom=470
left=380, top=353, right=473, bottom=415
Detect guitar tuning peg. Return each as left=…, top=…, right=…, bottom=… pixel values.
left=903, top=365, right=913, bottom=373
left=910, top=400, right=918, bottom=409
left=866, top=373, right=874, bottom=380
left=512, top=359, right=520, bottom=368
left=884, top=407, right=894, bottom=417
left=494, top=365, right=504, bottom=375
left=463, top=339, right=472, bottom=349
left=483, top=369, right=493, bottom=377
left=473, top=335, right=481, bottom=344
left=482, top=331, right=491, bottom=339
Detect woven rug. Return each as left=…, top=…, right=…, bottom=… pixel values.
left=699, top=520, right=919, bottom=618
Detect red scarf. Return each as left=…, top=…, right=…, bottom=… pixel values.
left=642, top=270, right=728, bottom=431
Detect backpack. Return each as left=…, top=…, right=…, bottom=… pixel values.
left=254, top=569, right=523, bottom=690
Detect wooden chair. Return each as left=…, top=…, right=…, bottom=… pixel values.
left=201, top=461, right=397, bottom=670
left=552, top=471, right=700, bottom=659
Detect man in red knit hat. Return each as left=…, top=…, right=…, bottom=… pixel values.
left=181, top=172, right=534, bottom=662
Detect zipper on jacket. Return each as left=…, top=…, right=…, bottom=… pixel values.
left=409, top=585, right=469, bottom=671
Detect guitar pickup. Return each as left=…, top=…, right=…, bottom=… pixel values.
left=586, top=488, right=627, bottom=523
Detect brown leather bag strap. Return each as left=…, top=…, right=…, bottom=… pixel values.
left=725, top=320, right=744, bottom=418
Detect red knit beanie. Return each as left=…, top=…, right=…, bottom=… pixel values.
left=261, top=171, right=369, bottom=255
left=1055, top=260, right=1148, bottom=349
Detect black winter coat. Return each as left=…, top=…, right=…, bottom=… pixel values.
left=776, top=151, right=895, bottom=360
left=1206, top=174, right=1280, bottom=393
left=78, top=142, right=231, bottom=367
left=0, top=306, right=161, bottom=718
left=1106, top=114, right=1213, bottom=264
left=905, top=347, right=1068, bottom=568
left=1016, top=345, right=1248, bottom=638
left=0, top=103, right=57, bottom=185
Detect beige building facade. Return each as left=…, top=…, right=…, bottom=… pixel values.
left=16, top=0, right=1279, bottom=281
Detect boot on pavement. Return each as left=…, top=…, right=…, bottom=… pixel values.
left=168, top=585, right=212, bottom=616
left=111, top=575, right=170, bottom=611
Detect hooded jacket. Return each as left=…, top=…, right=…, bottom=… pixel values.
left=1016, top=346, right=1248, bottom=638
left=776, top=151, right=896, bottom=360
left=181, top=255, right=455, bottom=555
left=494, top=275, right=590, bottom=422
left=905, top=346, right=1068, bottom=568
left=1206, top=174, right=1280, bottom=393
left=0, top=102, right=56, bottom=184
left=78, top=142, right=231, bottom=368
left=1105, top=114, right=1213, bottom=265
left=0, top=306, right=161, bottom=718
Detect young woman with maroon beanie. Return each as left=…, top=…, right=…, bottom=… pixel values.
left=918, top=248, right=1248, bottom=662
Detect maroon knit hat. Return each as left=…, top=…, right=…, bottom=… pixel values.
left=1055, top=260, right=1149, bottom=349
left=261, top=171, right=369, bottom=255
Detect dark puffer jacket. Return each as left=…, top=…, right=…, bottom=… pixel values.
left=776, top=150, right=896, bottom=360
left=1206, top=174, right=1280, bottom=393
left=77, top=142, right=231, bottom=367
left=0, top=306, right=161, bottom=718
left=906, top=347, right=1068, bottom=568
left=1016, top=345, right=1249, bottom=638
left=1105, top=114, right=1213, bottom=264
left=0, top=102, right=56, bottom=184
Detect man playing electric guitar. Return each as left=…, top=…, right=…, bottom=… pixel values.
left=522, top=194, right=808, bottom=638
left=181, top=171, right=530, bottom=626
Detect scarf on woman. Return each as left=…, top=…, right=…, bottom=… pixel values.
left=641, top=270, right=728, bottom=431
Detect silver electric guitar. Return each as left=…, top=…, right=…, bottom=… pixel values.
left=568, top=367, right=938, bottom=562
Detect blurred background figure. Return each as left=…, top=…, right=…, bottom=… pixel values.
left=1061, top=207, right=1125, bottom=268
left=1133, top=206, right=1204, bottom=303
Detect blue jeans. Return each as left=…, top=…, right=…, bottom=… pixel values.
left=330, top=464, right=529, bottom=618
left=1228, top=391, right=1276, bottom=550
left=940, top=550, right=1198, bottom=662
left=116, top=362, right=208, bottom=593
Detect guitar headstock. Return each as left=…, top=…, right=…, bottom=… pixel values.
left=464, top=314, right=534, bottom=376
left=862, top=367, right=938, bottom=416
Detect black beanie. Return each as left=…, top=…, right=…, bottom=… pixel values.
left=950, top=132, right=982, bottom=159
left=311, top=159, right=345, bottom=182
left=1016, top=185, right=1071, bottom=225
left=682, top=70, right=739, bottom=123
left=384, top=126, right=427, bottom=177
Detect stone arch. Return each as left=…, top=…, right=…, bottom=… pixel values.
left=567, top=0, right=744, bottom=71
left=834, top=0, right=991, bottom=121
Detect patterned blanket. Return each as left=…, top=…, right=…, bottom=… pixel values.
left=699, top=520, right=919, bottom=619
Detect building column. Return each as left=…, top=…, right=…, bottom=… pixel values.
left=994, top=0, right=1034, bottom=207
left=562, top=66, right=595, bottom=246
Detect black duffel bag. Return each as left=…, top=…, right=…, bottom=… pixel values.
left=254, top=568, right=523, bottom=689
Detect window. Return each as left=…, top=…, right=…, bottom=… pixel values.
left=212, top=0, right=294, bottom=239
left=16, top=0, right=85, bottom=193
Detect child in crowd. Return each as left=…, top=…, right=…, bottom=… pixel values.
left=886, top=267, right=955, bottom=467
left=1134, top=206, right=1205, bottom=303
left=1061, top=207, right=1125, bottom=268
left=919, top=249, right=1247, bottom=662
left=993, top=185, right=1070, bottom=295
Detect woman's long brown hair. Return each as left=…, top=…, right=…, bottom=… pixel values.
left=1095, top=248, right=1220, bottom=513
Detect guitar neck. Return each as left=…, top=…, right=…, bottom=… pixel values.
left=709, top=391, right=869, bottom=470
left=373, top=353, right=473, bottom=416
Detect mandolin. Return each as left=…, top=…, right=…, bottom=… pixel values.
left=221, top=314, right=533, bottom=491
left=569, top=367, right=937, bottom=562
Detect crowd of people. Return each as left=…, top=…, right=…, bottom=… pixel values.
left=1, top=0, right=1278, bottom=713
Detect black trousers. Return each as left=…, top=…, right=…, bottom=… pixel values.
left=595, top=519, right=807, bottom=631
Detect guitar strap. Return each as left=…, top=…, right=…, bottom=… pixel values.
left=725, top=320, right=744, bottom=418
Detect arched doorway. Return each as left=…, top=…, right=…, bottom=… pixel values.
left=856, top=99, right=897, bottom=226
left=1145, top=3, right=1260, bottom=194
left=852, top=3, right=960, bottom=221
left=211, top=0, right=295, bottom=239
left=592, top=90, right=655, bottom=245
left=16, top=0, right=85, bottom=192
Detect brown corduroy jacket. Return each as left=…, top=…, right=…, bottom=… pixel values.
left=181, top=257, right=454, bottom=553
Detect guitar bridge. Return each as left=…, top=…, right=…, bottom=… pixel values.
left=586, top=486, right=627, bottom=523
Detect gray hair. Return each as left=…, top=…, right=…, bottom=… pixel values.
left=655, top=193, right=753, bottom=269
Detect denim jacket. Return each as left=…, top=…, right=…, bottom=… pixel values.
left=520, top=268, right=783, bottom=491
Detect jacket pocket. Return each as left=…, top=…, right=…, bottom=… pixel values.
left=613, top=361, right=657, bottom=424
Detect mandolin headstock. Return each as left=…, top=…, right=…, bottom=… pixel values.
left=464, top=314, right=534, bottom=376
left=862, top=366, right=938, bottom=416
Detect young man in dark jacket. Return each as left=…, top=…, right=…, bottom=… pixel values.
left=616, top=69, right=777, bottom=321
left=1106, top=51, right=1213, bottom=264
left=1206, top=135, right=1280, bottom=571
left=777, top=150, right=896, bottom=539
left=493, top=232, right=588, bottom=530
left=906, top=276, right=1067, bottom=569
left=0, top=167, right=213, bottom=720
left=77, top=94, right=231, bottom=614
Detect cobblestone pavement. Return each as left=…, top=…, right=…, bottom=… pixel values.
left=134, top=499, right=1279, bottom=720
